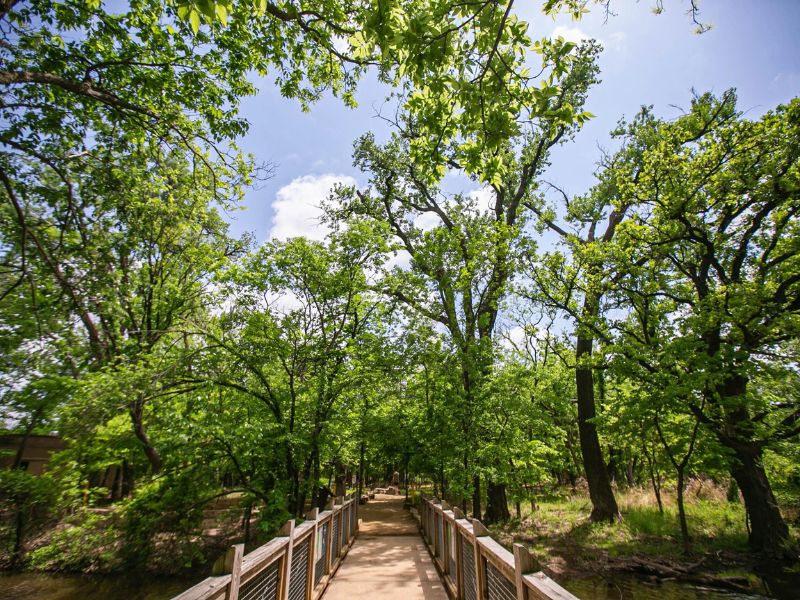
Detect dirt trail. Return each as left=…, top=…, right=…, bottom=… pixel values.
left=322, top=494, right=447, bottom=600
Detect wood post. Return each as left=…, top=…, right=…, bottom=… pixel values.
left=223, top=544, right=244, bottom=600
left=471, top=519, right=490, bottom=537
left=325, top=511, right=334, bottom=575
left=453, top=512, right=469, bottom=600
left=513, top=543, right=537, bottom=600
left=306, top=507, right=319, bottom=594
left=334, top=496, right=344, bottom=558
left=279, top=520, right=295, bottom=600
left=472, top=519, right=488, bottom=600
left=443, top=515, right=449, bottom=575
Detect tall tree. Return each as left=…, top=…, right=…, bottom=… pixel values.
left=1, top=142, right=239, bottom=473
left=191, top=227, right=385, bottom=515
left=332, top=40, right=598, bottom=521
left=610, top=92, right=800, bottom=556
left=519, top=111, right=657, bottom=521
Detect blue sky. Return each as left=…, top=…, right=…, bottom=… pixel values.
left=228, top=0, right=800, bottom=243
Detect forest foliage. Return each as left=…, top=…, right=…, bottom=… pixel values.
left=0, top=0, right=798, bottom=575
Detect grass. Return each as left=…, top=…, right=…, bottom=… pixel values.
left=492, top=482, right=797, bottom=576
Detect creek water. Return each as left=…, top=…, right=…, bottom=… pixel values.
left=0, top=570, right=792, bottom=600
left=0, top=572, right=196, bottom=599
left=562, top=574, right=781, bottom=600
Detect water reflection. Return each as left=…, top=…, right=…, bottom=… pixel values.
left=0, top=572, right=195, bottom=600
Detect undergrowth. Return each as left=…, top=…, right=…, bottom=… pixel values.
left=495, top=481, right=797, bottom=569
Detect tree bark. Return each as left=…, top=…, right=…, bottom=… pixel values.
left=707, top=375, right=791, bottom=556
left=676, top=468, right=691, bottom=554
left=575, top=334, right=620, bottom=522
left=357, top=438, right=365, bottom=502
left=728, top=441, right=789, bottom=556
left=644, top=446, right=663, bottom=514
left=334, top=458, right=346, bottom=497
left=472, top=474, right=481, bottom=520
left=129, top=402, right=161, bottom=474
left=287, top=456, right=301, bottom=516
left=483, top=481, right=510, bottom=524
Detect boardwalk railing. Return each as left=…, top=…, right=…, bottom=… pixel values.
left=420, top=498, right=579, bottom=600
left=174, top=494, right=359, bottom=600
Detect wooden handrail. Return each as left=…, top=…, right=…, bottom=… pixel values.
left=419, top=497, right=580, bottom=600
left=172, top=496, right=358, bottom=600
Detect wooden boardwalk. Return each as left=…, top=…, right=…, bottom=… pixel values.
left=172, top=493, right=579, bottom=600
left=322, top=494, right=447, bottom=599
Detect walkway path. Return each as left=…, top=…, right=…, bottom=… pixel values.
left=322, top=494, right=448, bottom=600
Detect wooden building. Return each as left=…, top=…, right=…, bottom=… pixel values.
left=0, top=434, right=66, bottom=474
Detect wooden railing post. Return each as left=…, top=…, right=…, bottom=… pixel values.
left=472, top=519, right=490, bottom=600
left=334, top=496, right=344, bottom=557
left=305, top=507, right=319, bottom=595
left=441, top=501, right=451, bottom=576
left=324, top=498, right=334, bottom=576
left=421, top=500, right=428, bottom=541
left=453, top=507, right=466, bottom=600
left=279, top=520, right=295, bottom=600
left=223, top=544, right=244, bottom=600
left=513, top=543, right=538, bottom=600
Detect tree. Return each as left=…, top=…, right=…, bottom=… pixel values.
left=610, top=91, right=800, bottom=556
left=333, top=39, right=598, bottom=522
left=519, top=107, right=656, bottom=521
left=189, top=227, right=385, bottom=515
left=1, top=140, right=240, bottom=474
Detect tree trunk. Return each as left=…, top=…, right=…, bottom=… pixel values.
left=472, top=474, right=481, bottom=519
left=483, top=481, right=510, bottom=524
left=357, top=438, right=365, bottom=502
left=606, top=447, right=619, bottom=484
left=129, top=399, right=161, bottom=474
left=626, top=457, right=636, bottom=488
left=461, top=452, right=469, bottom=515
left=728, top=441, right=790, bottom=556
left=121, top=459, right=134, bottom=496
left=310, top=445, right=320, bottom=508
left=575, top=334, right=620, bottom=522
left=676, top=469, right=691, bottom=554
left=287, top=457, right=301, bottom=516
left=727, top=479, right=739, bottom=503
left=709, top=375, right=791, bottom=556
left=334, top=459, right=346, bottom=498
left=111, top=464, right=123, bottom=501
left=645, top=452, right=663, bottom=515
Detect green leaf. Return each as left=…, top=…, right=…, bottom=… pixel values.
left=214, top=3, right=228, bottom=25
left=189, top=9, right=201, bottom=34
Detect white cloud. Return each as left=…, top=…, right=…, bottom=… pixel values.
left=269, top=174, right=356, bottom=241
left=266, top=289, right=304, bottom=315
left=500, top=325, right=528, bottom=351
left=605, top=31, right=627, bottom=53
left=468, top=187, right=495, bottom=209
left=550, top=25, right=589, bottom=44
left=414, top=211, right=441, bottom=231
left=385, top=249, right=412, bottom=271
